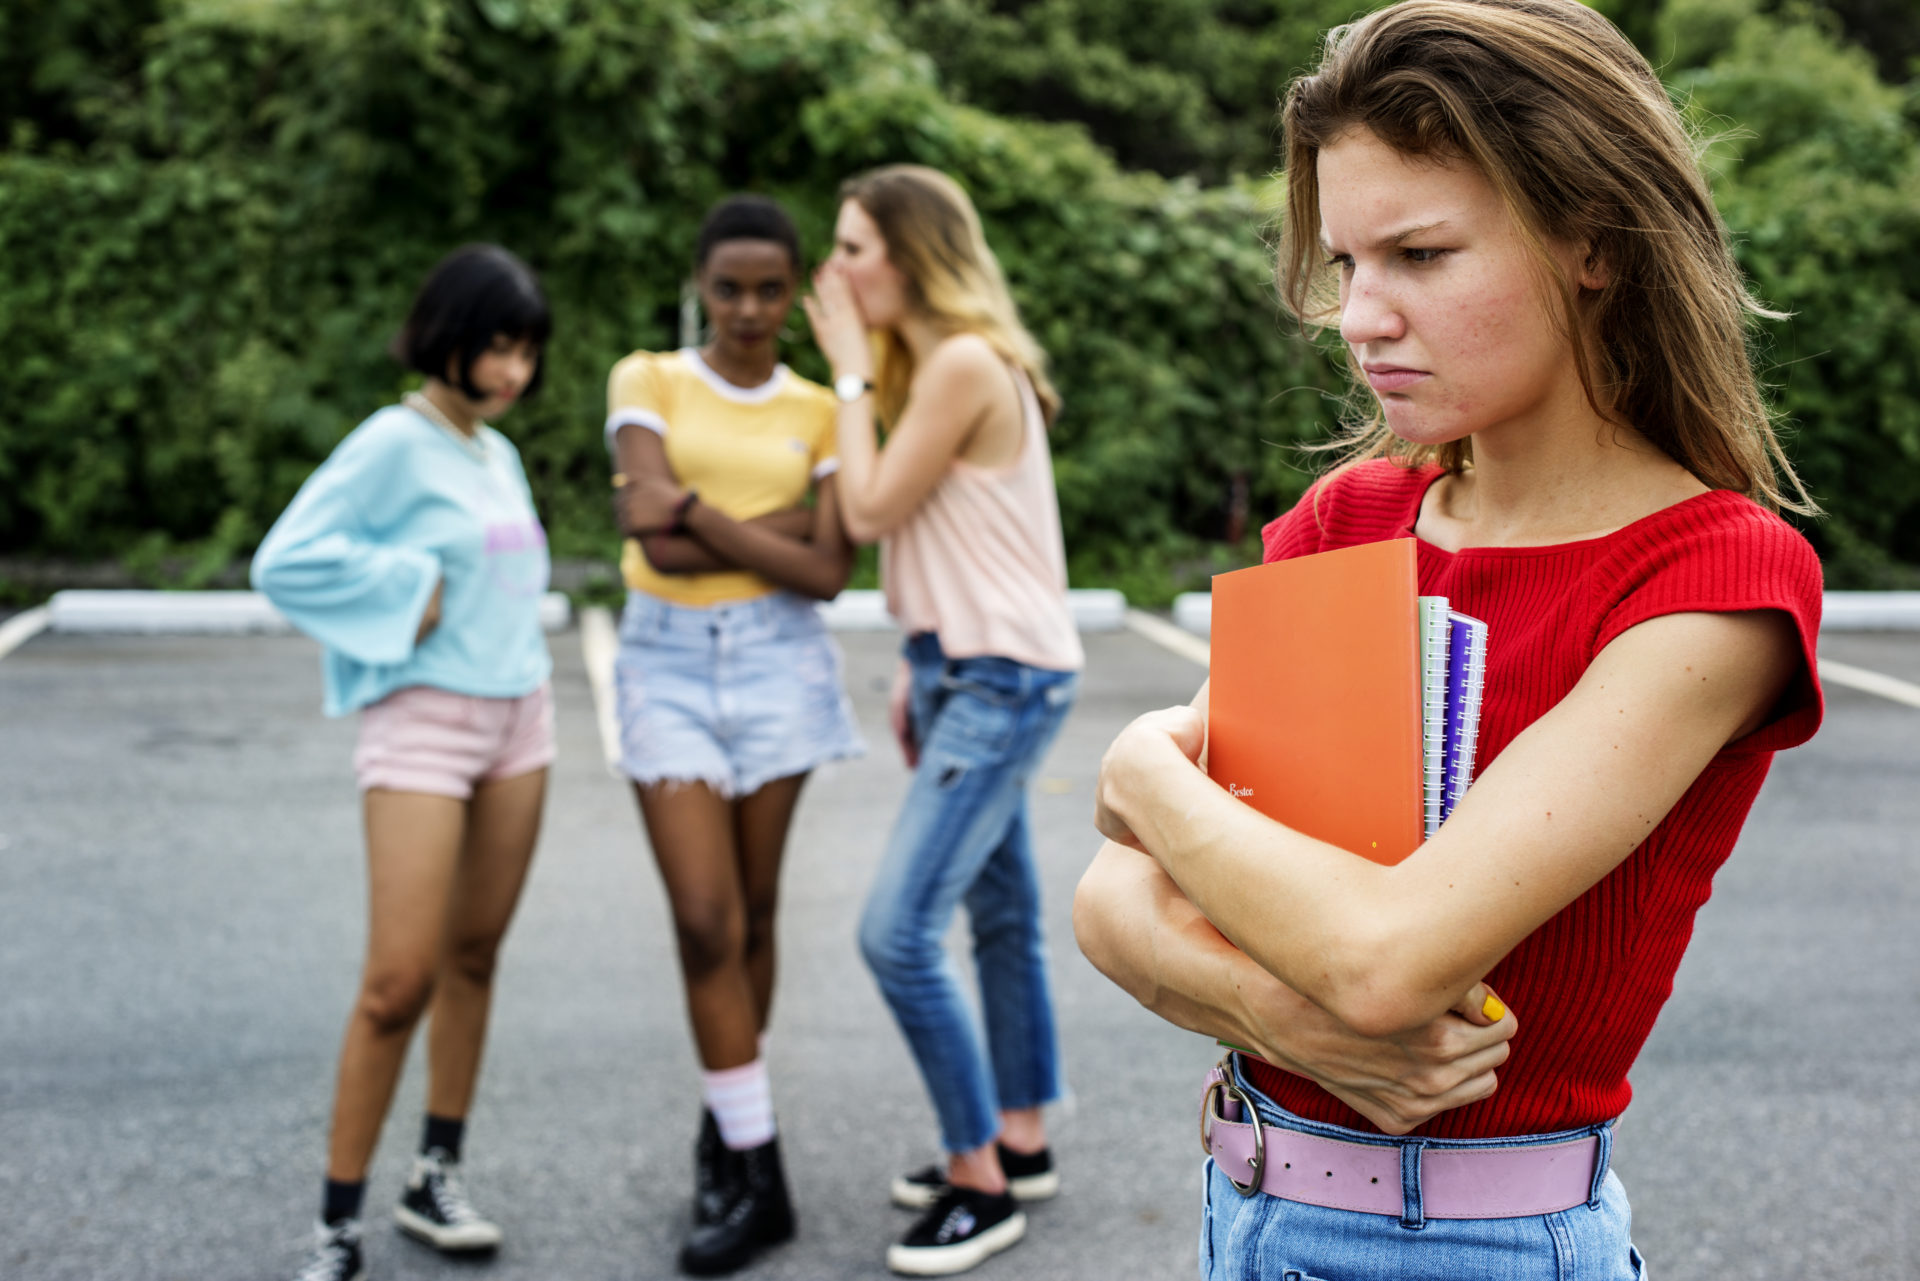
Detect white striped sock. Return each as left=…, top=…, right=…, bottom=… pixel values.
left=701, top=1058, right=775, bottom=1150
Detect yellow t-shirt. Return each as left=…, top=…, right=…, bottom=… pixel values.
left=606, top=348, right=838, bottom=606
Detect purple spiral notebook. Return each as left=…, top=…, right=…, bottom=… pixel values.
left=1441, top=611, right=1488, bottom=824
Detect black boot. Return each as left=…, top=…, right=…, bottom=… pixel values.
left=677, top=1134, right=795, bottom=1276
left=693, top=1110, right=739, bottom=1227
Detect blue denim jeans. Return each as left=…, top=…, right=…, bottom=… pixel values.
left=858, top=633, right=1079, bottom=1153
left=1202, top=1057, right=1646, bottom=1281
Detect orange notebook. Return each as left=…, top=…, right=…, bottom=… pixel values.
left=1207, top=537, right=1424, bottom=865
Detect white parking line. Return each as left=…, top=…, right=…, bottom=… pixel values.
left=0, top=607, right=50, bottom=661
left=1820, top=659, right=1920, bottom=711
left=578, top=605, right=623, bottom=772
left=1124, top=608, right=1209, bottom=667
left=1124, top=606, right=1920, bottom=714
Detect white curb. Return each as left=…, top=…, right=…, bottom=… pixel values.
left=1821, top=592, right=1920, bottom=631
left=44, top=590, right=573, bottom=635
left=27, top=588, right=1126, bottom=640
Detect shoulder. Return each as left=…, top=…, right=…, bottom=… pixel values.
left=919, top=332, right=1006, bottom=387
left=1591, top=490, right=1824, bottom=751
left=333, top=405, right=427, bottom=465
left=1262, top=458, right=1437, bottom=563
left=610, top=348, right=671, bottom=376
left=608, top=349, right=677, bottom=400
left=1601, top=490, right=1823, bottom=611
left=782, top=367, right=836, bottom=412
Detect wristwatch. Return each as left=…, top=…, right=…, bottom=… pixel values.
left=834, top=373, right=874, bottom=404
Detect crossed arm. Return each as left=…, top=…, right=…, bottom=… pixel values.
left=1075, top=608, right=1798, bottom=1129
left=610, top=423, right=853, bottom=601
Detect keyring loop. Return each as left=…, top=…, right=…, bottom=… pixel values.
left=1199, top=1072, right=1266, bottom=1198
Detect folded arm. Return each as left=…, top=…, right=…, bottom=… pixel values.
left=1093, top=609, right=1798, bottom=1039
left=1075, top=679, right=1516, bottom=1133
left=1075, top=838, right=1516, bottom=1133
left=612, top=423, right=854, bottom=600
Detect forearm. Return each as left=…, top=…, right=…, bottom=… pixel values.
left=682, top=501, right=851, bottom=600
left=832, top=399, right=887, bottom=543
left=1123, top=753, right=1449, bottom=1036
left=637, top=510, right=813, bottom=575
left=1075, top=841, right=1283, bottom=1053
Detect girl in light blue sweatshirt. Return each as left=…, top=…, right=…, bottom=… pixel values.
left=252, top=244, right=553, bottom=1281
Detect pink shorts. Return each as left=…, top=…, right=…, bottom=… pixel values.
left=354, top=683, right=556, bottom=798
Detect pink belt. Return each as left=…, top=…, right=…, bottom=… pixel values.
left=1201, top=1063, right=1607, bottom=1222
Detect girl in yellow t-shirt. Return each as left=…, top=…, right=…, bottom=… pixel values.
left=605, top=194, right=863, bottom=1276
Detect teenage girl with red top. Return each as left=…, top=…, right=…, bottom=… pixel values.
left=1075, top=2, right=1823, bottom=1277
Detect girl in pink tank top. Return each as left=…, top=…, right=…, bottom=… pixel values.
left=804, top=164, right=1081, bottom=1276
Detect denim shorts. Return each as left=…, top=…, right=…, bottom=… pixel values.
left=1201, top=1057, right=1646, bottom=1281
left=613, top=590, right=864, bottom=797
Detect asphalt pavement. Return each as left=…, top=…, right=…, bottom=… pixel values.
left=1, top=625, right=1913, bottom=1280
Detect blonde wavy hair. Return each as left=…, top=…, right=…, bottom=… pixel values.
left=839, top=165, right=1060, bottom=428
left=1279, top=0, right=1815, bottom=514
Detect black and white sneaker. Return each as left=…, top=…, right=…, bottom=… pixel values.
left=393, top=1148, right=503, bottom=1252
left=886, top=1187, right=1025, bottom=1276
left=890, top=1145, right=1059, bottom=1209
left=293, top=1219, right=366, bottom=1281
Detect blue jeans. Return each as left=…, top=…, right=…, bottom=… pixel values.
left=858, top=634, right=1079, bottom=1153
left=1202, top=1057, right=1646, bottom=1280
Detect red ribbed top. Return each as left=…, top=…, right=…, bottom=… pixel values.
left=1244, top=460, right=1824, bottom=1138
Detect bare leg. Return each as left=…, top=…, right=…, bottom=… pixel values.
left=732, top=772, right=808, bottom=1033
left=944, top=1107, right=1046, bottom=1192
left=425, top=767, right=547, bottom=1121
left=324, top=790, right=466, bottom=1182
left=998, top=1106, right=1046, bottom=1153
left=947, top=1142, right=1008, bottom=1195
left=635, top=782, right=757, bottom=1070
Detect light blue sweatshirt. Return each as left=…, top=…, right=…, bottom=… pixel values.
left=251, top=404, right=553, bottom=716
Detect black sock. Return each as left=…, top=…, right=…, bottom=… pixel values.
left=322, top=1178, right=365, bottom=1226
left=422, top=1113, right=466, bottom=1161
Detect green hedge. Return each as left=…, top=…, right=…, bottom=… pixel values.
left=2, top=0, right=1917, bottom=599
left=0, top=0, right=1334, bottom=602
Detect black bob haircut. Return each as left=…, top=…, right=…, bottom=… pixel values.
left=391, top=244, right=552, bottom=401
left=696, top=194, right=802, bottom=271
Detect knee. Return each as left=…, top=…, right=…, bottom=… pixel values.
left=357, top=966, right=435, bottom=1036
left=673, top=898, right=745, bottom=982
left=444, top=934, right=501, bottom=989
left=858, top=908, right=925, bottom=986
left=742, top=893, right=778, bottom=955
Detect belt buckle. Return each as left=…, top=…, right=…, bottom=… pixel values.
left=1200, top=1057, right=1265, bottom=1198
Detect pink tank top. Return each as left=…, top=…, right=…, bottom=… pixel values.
left=881, top=366, right=1084, bottom=672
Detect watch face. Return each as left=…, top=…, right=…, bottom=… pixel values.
left=836, top=374, right=869, bottom=402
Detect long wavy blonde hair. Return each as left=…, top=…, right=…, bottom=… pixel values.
left=839, top=165, right=1060, bottom=428
left=1279, top=0, right=1814, bottom=514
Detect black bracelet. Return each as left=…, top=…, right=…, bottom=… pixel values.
left=670, top=489, right=699, bottom=535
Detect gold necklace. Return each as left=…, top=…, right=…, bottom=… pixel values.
left=405, top=391, right=488, bottom=463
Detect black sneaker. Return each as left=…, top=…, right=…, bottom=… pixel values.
left=886, top=1187, right=1025, bottom=1276
left=890, top=1145, right=1059, bottom=1209
left=393, top=1148, right=503, bottom=1252
left=293, top=1219, right=366, bottom=1281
